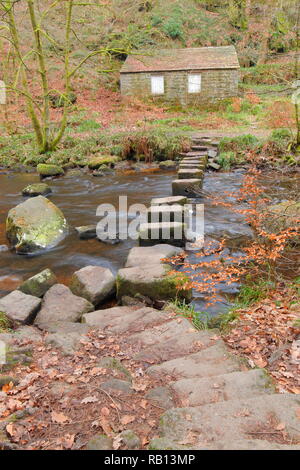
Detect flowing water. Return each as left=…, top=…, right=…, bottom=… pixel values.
left=0, top=168, right=298, bottom=316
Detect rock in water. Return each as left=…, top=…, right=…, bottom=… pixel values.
left=18, top=269, right=57, bottom=298
left=22, top=183, right=52, bottom=197
left=6, top=196, right=68, bottom=254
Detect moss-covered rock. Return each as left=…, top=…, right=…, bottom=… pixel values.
left=159, top=160, right=177, bottom=170
left=6, top=196, right=68, bottom=254
left=37, top=164, right=64, bottom=177
left=18, top=269, right=57, bottom=298
left=22, top=183, right=52, bottom=197
left=85, top=434, right=113, bottom=450
left=118, top=430, right=141, bottom=449
left=116, top=264, right=192, bottom=302
left=88, top=156, right=120, bottom=169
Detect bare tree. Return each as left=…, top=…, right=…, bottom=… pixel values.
left=0, top=0, right=128, bottom=153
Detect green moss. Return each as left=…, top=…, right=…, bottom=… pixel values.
left=0, top=311, right=10, bottom=332
left=22, top=183, right=52, bottom=197
left=116, top=270, right=192, bottom=303
left=37, top=164, right=64, bottom=177
left=88, top=156, right=120, bottom=169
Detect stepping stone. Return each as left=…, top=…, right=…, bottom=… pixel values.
left=22, top=183, right=52, bottom=197
left=125, top=245, right=184, bottom=268
left=139, top=222, right=187, bottom=247
left=18, top=268, right=57, bottom=298
left=208, top=161, right=221, bottom=171
left=159, top=161, right=177, bottom=170
left=157, top=394, right=300, bottom=450
left=75, top=225, right=97, bottom=240
left=0, top=290, right=41, bottom=325
left=170, top=369, right=275, bottom=407
left=179, top=162, right=204, bottom=169
left=82, top=306, right=172, bottom=334
left=151, top=196, right=187, bottom=206
left=191, top=146, right=208, bottom=151
left=116, top=264, right=192, bottom=302
left=69, top=266, right=115, bottom=305
left=146, top=205, right=187, bottom=224
left=179, top=152, right=208, bottom=158
left=34, top=284, right=94, bottom=325
left=146, top=386, right=175, bottom=409
left=127, top=319, right=210, bottom=363
left=172, top=179, right=202, bottom=198
left=178, top=169, right=204, bottom=180
left=147, top=342, right=242, bottom=380
left=39, top=321, right=92, bottom=355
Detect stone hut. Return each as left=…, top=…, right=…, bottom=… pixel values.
left=120, top=46, right=240, bottom=105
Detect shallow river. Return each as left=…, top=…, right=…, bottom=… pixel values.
left=0, top=168, right=297, bottom=316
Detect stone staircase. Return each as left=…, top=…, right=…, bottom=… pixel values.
left=121, top=135, right=300, bottom=450
left=82, top=299, right=300, bottom=450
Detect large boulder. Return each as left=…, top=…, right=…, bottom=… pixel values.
left=18, top=269, right=57, bottom=298
left=69, top=266, right=115, bottom=306
left=0, top=290, right=41, bottom=324
left=6, top=196, right=68, bottom=254
left=34, top=284, right=94, bottom=325
left=37, top=164, right=64, bottom=177
left=116, top=264, right=192, bottom=302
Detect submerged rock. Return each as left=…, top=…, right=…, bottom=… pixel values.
left=75, top=225, right=97, bottom=240
left=18, top=269, right=57, bottom=298
left=159, top=160, right=177, bottom=170
left=34, top=284, right=94, bottom=324
left=37, top=164, right=64, bottom=177
left=6, top=196, right=68, bottom=254
left=22, top=183, right=52, bottom=197
left=0, top=290, right=41, bottom=324
left=70, top=266, right=115, bottom=306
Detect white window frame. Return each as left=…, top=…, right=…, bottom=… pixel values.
left=188, top=74, right=202, bottom=94
left=151, top=75, right=165, bottom=95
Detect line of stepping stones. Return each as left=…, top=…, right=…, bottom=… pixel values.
left=1, top=137, right=299, bottom=450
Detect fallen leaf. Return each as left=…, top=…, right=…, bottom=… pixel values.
left=51, top=411, right=70, bottom=424
left=81, top=396, right=98, bottom=404
left=121, top=415, right=135, bottom=425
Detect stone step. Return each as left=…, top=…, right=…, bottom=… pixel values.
left=178, top=169, right=204, bottom=180
left=191, top=146, right=208, bottom=151
left=146, top=205, right=188, bottom=224
left=116, top=264, right=192, bottom=302
left=172, top=179, right=202, bottom=198
left=82, top=305, right=173, bottom=335
left=179, top=152, right=208, bottom=158
left=147, top=342, right=242, bottom=380
left=125, top=245, right=184, bottom=268
left=170, top=369, right=275, bottom=407
left=127, top=320, right=218, bottom=363
left=151, top=196, right=188, bottom=206
left=181, top=156, right=207, bottom=162
left=156, top=394, right=300, bottom=450
left=139, top=222, right=187, bottom=247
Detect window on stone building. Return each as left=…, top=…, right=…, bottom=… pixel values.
left=151, top=75, right=164, bottom=95
left=188, top=74, right=201, bottom=94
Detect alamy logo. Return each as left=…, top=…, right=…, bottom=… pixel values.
left=0, top=340, right=6, bottom=365
left=96, top=196, right=204, bottom=250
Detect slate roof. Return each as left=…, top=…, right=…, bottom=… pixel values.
left=121, top=46, right=240, bottom=74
